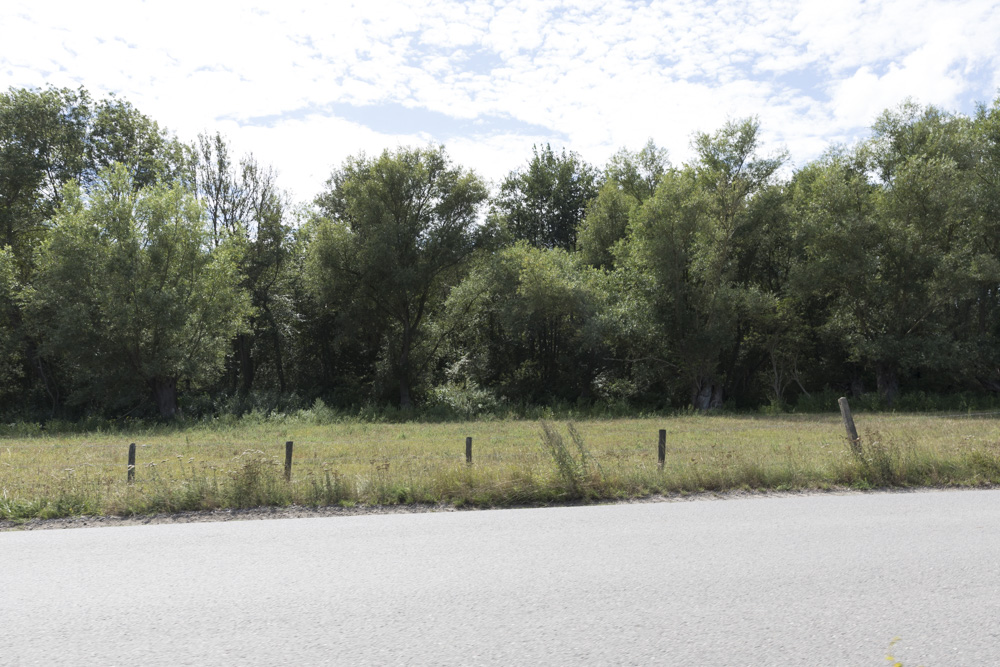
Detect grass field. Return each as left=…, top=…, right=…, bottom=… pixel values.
left=2, top=412, right=1000, bottom=521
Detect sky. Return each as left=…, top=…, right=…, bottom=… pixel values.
left=2, top=0, right=999, bottom=203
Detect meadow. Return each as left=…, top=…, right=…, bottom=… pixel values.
left=2, top=410, right=1000, bottom=522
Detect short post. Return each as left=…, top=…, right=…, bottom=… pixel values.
left=284, top=441, right=293, bottom=481
left=127, top=442, right=136, bottom=484
left=838, top=397, right=862, bottom=455
left=658, top=429, right=666, bottom=468
left=465, top=437, right=472, bottom=465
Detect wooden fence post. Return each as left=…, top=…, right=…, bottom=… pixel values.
left=127, top=442, right=136, bottom=484
left=466, top=437, right=472, bottom=465
left=838, top=397, right=862, bottom=455
left=284, top=441, right=293, bottom=481
left=658, top=429, right=666, bottom=469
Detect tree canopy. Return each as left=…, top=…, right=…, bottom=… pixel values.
left=4, top=85, right=1000, bottom=420
left=308, top=146, right=488, bottom=409
left=26, top=164, right=250, bottom=418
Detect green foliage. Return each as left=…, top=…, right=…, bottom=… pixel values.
left=0, top=86, right=92, bottom=275
left=194, top=132, right=296, bottom=395
left=577, top=181, right=637, bottom=269
left=444, top=242, right=609, bottom=403
left=495, top=143, right=598, bottom=250
left=611, top=117, right=792, bottom=410
left=26, top=164, right=251, bottom=418
left=790, top=103, right=986, bottom=405
left=308, top=145, right=488, bottom=409
left=603, top=139, right=670, bottom=203
left=0, top=247, right=22, bottom=395
left=4, top=85, right=1000, bottom=420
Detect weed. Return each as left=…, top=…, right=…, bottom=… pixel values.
left=849, top=428, right=908, bottom=487
left=226, top=450, right=289, bottom=508
left=539, top=421, right=601, bottom=499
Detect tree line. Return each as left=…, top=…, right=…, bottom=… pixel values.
left=2, top=85, right=999, bottom=420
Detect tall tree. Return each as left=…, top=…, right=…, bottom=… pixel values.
left=0, top=87, right=91, bottom=277
left=579, top=140, right=671, bottom=269
left=791, top=104, right=978, bottom=404
left=618, top=118, right=788, bottom=410
left=27, top=164, right=250, bottom=418
left=1, top=86, right=193, bottom=416
left=969, top=97, right=1000, bottom=392
left=495, top=144, right=598, bottom=251
left=308, top=146, right=488, bottom=409
left=195, top=132, right=293, bottom=394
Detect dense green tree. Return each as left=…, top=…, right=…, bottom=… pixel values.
left=195, top=132, right=294, bottom=394
left=494, top=144, right=598, bottom=251
left=603, top=139, right=670, bottom=204
left=791, top=104, right=979, bottom=404
left=443, top=242, right=608, bottom=402
left=26, top=164, right=250, bottom=418
left=577, top=181, right=636, bottom=270
left=616, top=118, right=788, bottom=409
left=308, top=146, right=488, bottom=409
left=1, top=86, right=194, bottom=416
left=0, top=87, right=91, bottom=277
left=965, top=99, right=1000, bottom=393
left=0, top=247, right=21, bottom=398
left=579, top=141, right=671, bottom=270
left=87, top=95, right=190, bottom=190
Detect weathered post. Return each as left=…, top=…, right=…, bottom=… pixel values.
left=838, top=397, right=862, bottom=455
left=658, top=429, right=666, bottom=468
left=466, top=437, right=473, bottom=465
left=127, top=442, right=136, bottom=484
left=284, top=441, right=293, bottom=481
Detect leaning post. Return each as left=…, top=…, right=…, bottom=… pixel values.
left=838, top=397, right=862, bottom=455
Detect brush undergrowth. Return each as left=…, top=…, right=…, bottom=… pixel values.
left=2, top=414, right=999, bottom=522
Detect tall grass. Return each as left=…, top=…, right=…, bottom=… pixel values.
left=2, top=413, right=999, bottom=522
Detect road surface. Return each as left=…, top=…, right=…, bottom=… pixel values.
left=3, top=490, right=999, bottom=665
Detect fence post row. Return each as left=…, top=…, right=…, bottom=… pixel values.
left=127, top=442, right=136, bottom=484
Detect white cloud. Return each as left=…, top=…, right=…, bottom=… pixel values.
left=2, top=0, right=999, bottom=202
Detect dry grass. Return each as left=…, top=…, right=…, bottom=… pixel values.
left=2, top=413, right=999, bottom=520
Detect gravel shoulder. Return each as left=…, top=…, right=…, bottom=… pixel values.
left=0, top=486, right=970, bottom=532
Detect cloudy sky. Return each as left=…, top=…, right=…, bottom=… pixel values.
left=3, top=0, right=999, bottom=202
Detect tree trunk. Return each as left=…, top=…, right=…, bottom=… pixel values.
left=399, top=381, right=412, bottom=411
left=151, top=377, right=179, bottom=420
left=691, top=378, right=713, bottom=411
left=876, top=363, right=899, bottom=407
left=710, top=383, right=724, bottom=409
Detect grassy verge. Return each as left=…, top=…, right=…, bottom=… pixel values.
left=2, top=413, right=999, bottom=521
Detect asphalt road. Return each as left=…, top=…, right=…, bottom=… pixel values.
left=3, top=490, right=999, bottom=666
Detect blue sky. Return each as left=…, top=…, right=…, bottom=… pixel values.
left=2, top=0, right=999, bottom=202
